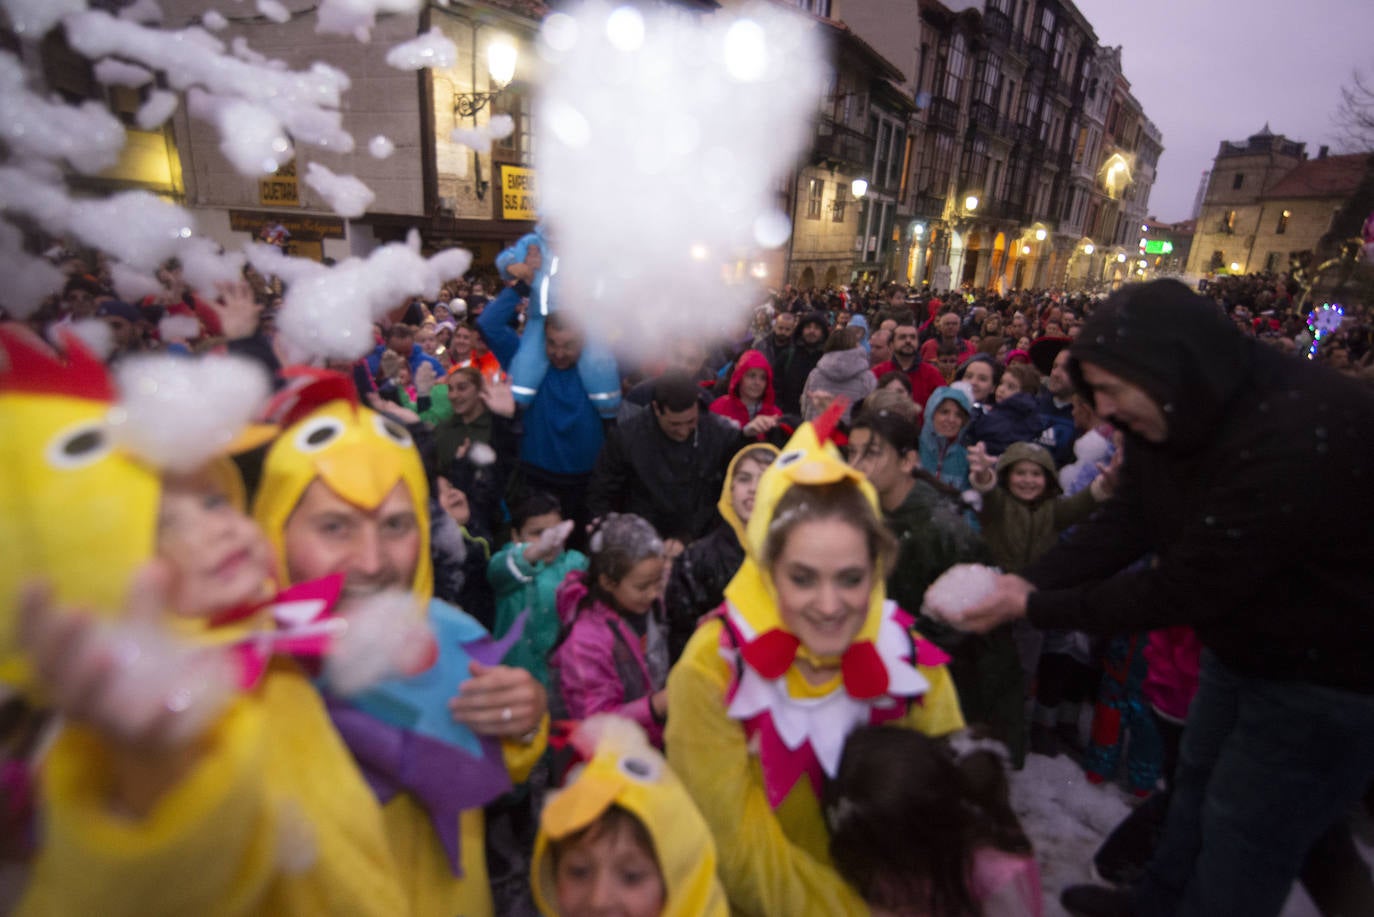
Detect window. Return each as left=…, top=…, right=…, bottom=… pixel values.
left=1276, top=209, right=1290, bottom=234
left=1264, top=251, right=1281, bottom=272
left=493, top=90, right=533, bottom=165
left=832, top=194, right=846, bottom=222
left=1038, top=8, right=1055, bottom=48
left=976, top=53, right=1000, bottom=106
left=1221, top=210, right=1236, bottom=233
left=807, top=178, right=824, bottom=220
left=1052, top=29, right=1065, bottom=70
left=874, top=120, right=893, bottom=188
left=1232, top=172, right=1245, bottom=190
left=943, top=34, right=967, bottom=102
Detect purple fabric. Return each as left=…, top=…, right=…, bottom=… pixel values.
left=325, top=609, right=530, bottom=875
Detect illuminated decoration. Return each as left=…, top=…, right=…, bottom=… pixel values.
left=1306, top=304, right=1344, bottom=360
left=1116, top=253, right=1127, bottom=263
left=1034, top=228, right=1047, bottom=241
left=1143, top=239, right=1173, bottom=255
left=1100, top=153, right=1133, bottom=199
left=1021, top=244, right=1031, bottom=255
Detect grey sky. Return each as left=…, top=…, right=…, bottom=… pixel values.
left=1072, top=0, right=1372, bottom=222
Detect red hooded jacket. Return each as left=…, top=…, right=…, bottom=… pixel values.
left=710, top=349, right=783, bottom=428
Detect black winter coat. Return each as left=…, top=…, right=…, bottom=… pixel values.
left=663, top=524, right=744, bottom=663
left=586, top=409, right=742, bottom=543
left=1024, top=280, right=1374, bottom=693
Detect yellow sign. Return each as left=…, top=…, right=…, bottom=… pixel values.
left=501, top=166, right=537, bottom=221
left=259, top=159, right=299, bottom=207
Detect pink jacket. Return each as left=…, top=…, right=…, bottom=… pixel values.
left=1142, top=627, right=1202, bottom=721
left=550, top=570, right=664, bottom=746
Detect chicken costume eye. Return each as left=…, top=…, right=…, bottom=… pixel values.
left=618, top=754, right=660, bottom=783
left=372, top=414, right=413, bottom=448
left=45, top=421, right=112, bottom=469
left=294, top=416, right=345, bottom=452
left=775, top=448, right=804, bottom=468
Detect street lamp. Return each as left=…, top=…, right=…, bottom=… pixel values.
left=851, top=178, right=868, bottom=199
left=1229, top=261, right=1241, bottom=272
left=1083, top=243, right=1095, bottom=255
left=453, top=36, right=518, bottom=118
left=964, top=194, right=980, bottom=212
left=1021, top=244, right=1031, bottom=255
left=1034, top=228, right=1047, bottom=241
left=1116, top=253, right=1127, bottom=263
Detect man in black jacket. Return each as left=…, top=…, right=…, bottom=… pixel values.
left=931, top=280, right=1374, bottom=917
left=587, top=370, right=744, bottom=549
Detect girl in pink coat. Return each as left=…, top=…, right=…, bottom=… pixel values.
left=550, top=513, right=670, bottom=747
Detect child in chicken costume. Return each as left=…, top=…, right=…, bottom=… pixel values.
left=532, top=715, right=727, bottom=917
left=2, top=332, right=410, bottom=916
left=664, top=403, right=965, bottom=915
left=251, top=370, right=547, bottom=917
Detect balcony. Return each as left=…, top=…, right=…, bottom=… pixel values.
left=812, top=116, right=873, bottom=172
left=968, top=99, right=997, bottom=133
left=984, top=7, right=1012, bottom=41
left=929, top=96, right=959, bottom=133
left=913, top=192, right=947, bottom=218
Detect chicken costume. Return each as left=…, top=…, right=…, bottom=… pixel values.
left=665, top=405, right=964, bottom=916
left=6, top=337, right=410, bottom=916
left=251, top=370, right=545, bottom=917
left=532, top=716, right=728, bottom=917
left=0, top=327, right=159, bottom=688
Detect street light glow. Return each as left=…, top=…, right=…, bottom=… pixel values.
left=1230, top=261, right=1241, bottom=272
left=1117, top=253, right=1127, bottom=263
left=964, top=195, right=979, bottom=211
left=1022, top=244, right=1031, bottom=255
left=851, top=178, right=868, bottom=199
left=487, top=38, right=517, bottom=87
left=1034, top=228, right=1047, bottom=241
left=1083, top=243, right=1095, bottom=255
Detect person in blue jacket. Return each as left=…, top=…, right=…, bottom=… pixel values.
left=477, top=276, right=611, bottom=541
left=366, top=323, right=445, bottom=380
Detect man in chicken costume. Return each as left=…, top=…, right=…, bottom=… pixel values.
left=251, top=369, right=548, bottom=917
left=665, top=403, right=965, bottom=915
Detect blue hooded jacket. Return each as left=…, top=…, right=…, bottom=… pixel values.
left=919, top=385, right=973, bottom=490
left=847, top=314, right=870, bottom=354
left=966, top=391, right=1047, bottom=457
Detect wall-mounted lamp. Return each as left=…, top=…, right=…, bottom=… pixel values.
left=851, top=178, right=869, bottom=199
left=1034, top=228, right=1047, bottom=241
left=964, top=194, right=980, bottom=212
left=1083, top=243, right=1095, bottom=255
left=453, top=37, right=518, bottom=118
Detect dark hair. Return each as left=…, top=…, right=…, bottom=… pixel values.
left=549, top=804, right=660, bottom=873
left=824, top=727, right=1031, bottom=916
left=761, top=480, right=896, bottom=581
left=511, top=490, right=562, bottom=533
left=955, top=353, right=1003, bottom=388
left=850, top=408, right=964, bottom=500
left=824, top=325, right=863, bottom=353
left=387, top=324, right=415, bottom=342
left=876, top=370, right=912, bottom=394
left=584, top=513, right=665, bottom=610
left=1001, top=362, right=1041, bottom=397
left=545, top=311, right=580, bottom=335
left=652, top=369, right=701, bottom=413
left=936, top=340, right=961, bottom=358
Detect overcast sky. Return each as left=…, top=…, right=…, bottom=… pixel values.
left=1072, top=0, right=1372, bottom=223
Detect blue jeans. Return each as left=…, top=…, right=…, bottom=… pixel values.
left=1132, top=650, right=1374, bottom=917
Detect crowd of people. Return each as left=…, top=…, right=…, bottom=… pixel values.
left=2, top=241, right=1373, bottom=917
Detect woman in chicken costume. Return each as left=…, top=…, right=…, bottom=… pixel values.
left=665, top=402, right=965, bottom=915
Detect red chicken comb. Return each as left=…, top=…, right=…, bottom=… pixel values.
left=0, top=325, right=114, bottom=402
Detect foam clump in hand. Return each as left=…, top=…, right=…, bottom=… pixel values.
left=923, top=563, right=999, bottom=626
left=322, top=591, right=435, bottom=696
